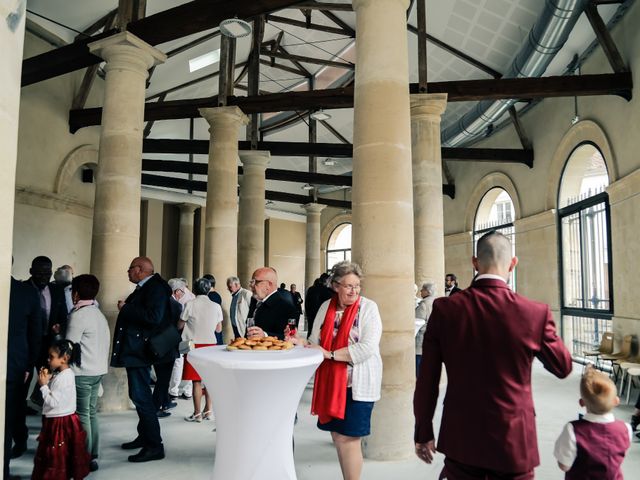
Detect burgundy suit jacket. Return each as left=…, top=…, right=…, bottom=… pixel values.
left=413, top=278, right=572, bottom=473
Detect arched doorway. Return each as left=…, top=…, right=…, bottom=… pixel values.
left=326, top=223, right=351, bottom=270
left=473, top=188, right=516, bottom=290
left=558, top=142, right=612, bottom=360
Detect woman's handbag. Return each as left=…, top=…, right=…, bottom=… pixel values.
left=147, top=324, right=181, bottom=358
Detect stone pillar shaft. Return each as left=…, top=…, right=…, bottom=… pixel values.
left=304, top=203, right=326, bottom=291
left=177, top=203, right=197, bottom=284
left=200, top=107, right=248, bottom=340
left=238, top=151, right=270, bottom=287
left=351, top=0, right=414, bottom=460
left=411, top=94, right=448, bottom=290
left=89, top=32, right=166, bottom=410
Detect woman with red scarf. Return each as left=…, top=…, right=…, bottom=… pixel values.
left=291, top=261, right=382, bottom=480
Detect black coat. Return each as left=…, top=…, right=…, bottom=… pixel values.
left=111, top=273, right=175, bottom=368
left=249, top=290, right=299, bottom=340
left=23, top=279, right=69, bottom=338
left=305, top=284, right=334, bottom=335
left=7, top=277, right=43, bottom=381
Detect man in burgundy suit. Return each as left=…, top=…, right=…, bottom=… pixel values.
left=414, top=231, right=572, bottom=479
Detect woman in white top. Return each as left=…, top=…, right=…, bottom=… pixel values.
left=290, top=261, right=382, bottom=480
left=65, top=274, right=111, bottom=471
left=180, top=277, right=223, bottom=423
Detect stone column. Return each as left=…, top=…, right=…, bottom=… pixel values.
left=411, top=94, right=447, bottom=290
left=1, top=2, right=26, bottom=458
left=176, top=203, right=197, bottom=284
left=304, top=203, right=326, bottom=291
left=199, top=107, right=248, bottom=340
left=89, top=32, right=166, bottom=410
left=238, top=150, right=270, bottom=287
left=351, top=0, right=414, bottom=460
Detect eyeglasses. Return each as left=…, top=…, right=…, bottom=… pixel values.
left=249, top=279, right=268, bottom=286
left=334, top=281, right=361, bottom=292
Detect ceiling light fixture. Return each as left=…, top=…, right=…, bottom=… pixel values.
left=265, top=200, right=275, bottom=206
left=189, top=49, right=221, bottom=72
left=302, top=184, right=315, bottom=191
left=310, top=109, right=331, bottom=121
left=323, top=158, right=336, bottom=166
left=219, top=18, right=252, bottom=38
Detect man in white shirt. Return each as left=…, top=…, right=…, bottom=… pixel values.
left=226, top=276, right=253, bottom=338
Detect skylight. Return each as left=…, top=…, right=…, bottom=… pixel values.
left=189, top=50, right=221, bottom=73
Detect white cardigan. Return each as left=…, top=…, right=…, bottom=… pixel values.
left=309, top=296, right=382, bottom=402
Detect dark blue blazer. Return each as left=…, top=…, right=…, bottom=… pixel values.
left=8, top=277, right=43, bottom=381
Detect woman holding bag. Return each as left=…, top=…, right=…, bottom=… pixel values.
left=291, top=261, right=382, bottom=480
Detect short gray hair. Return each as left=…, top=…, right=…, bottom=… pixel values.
left=330, top=261, right=363, bottom=284
left=421, top=282, right=436, bottom=296
left=226, top=276, right=240, bottom=285
left=168, top=278, right=187, bottom=292
left=193, top=277, right=212, bottom=296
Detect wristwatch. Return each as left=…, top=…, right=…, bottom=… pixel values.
left=330, top=351, right=335, bottom=361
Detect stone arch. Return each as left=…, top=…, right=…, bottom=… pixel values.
left=320, top=212, right=352, bottom=273
left=545, top=120, right=617, bottom=210
left=55, top=144, right=99, bottom=194
left=464, top=172, right=521, bottom=232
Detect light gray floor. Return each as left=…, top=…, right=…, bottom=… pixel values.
left=11, top=361, right=640, bottom=479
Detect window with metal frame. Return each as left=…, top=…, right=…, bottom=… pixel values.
left=326, top=223, right=352, bottom=270
left=557, top=143, right=612, bottom=361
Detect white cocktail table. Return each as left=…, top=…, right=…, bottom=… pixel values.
left=187, top=345, right=323, bottom=480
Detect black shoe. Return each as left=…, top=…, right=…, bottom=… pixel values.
left=121, top=437, right=145, bottom=450
left=128, top=447, right=165, bottom=463
left=179, top=393, right=192, bottom=400
left=157, top=410, right=171, bottom=418
left=10, top=442, right=27, bottom=459
left=631, top=414, right=640, bottom=432
left=164, top=401, right=178, bottom=410
left=169, top=394, right=178, bottom=401
left=89, top=460, right=99, bottom=472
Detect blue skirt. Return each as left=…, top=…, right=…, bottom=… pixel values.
left=317, top=388, right=375, bottom=437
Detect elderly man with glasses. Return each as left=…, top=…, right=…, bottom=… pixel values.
left=246, top=267, right=298, bottom=340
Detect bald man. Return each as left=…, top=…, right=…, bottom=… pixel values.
left=414, top=231, right=572, bottom=480
left=247, top=267, right=298, bottom=340
left=112, top=256, right=176, bottom=463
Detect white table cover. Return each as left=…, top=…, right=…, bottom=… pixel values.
left=187, top=345, right=323, bottom=480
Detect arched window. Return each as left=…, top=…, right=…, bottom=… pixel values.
left=558, top=142, right=612, bottom=361
left=473, top=188, right=516, bottom=290
left=326, top=223, right=351, bottom=270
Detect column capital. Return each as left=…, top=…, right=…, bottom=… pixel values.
left=353, top=0, right=410, bottom=10
left=177, top=203, right=198, bottom=214
left=303, top=203, right=326, bottom=215
left=410, top=93, right=448, bottom=119
left=239, top=150, right=271, bottom=169
left=89, top=31, right=166, bottom=74
left=199, top=106, right=249, bottom=128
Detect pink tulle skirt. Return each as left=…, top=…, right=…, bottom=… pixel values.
left=32, top=413, right=90, bottom=480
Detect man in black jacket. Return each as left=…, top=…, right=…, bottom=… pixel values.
left=247, top=267, right=298, bottom=340
left=304, top=273, right=333, bottom=338
left=5, top=276, right=42, bottom=477
left=112, top=256, right=173, bottom=463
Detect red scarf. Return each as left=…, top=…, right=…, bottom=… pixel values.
left=311, top=294, right=361, bottom=424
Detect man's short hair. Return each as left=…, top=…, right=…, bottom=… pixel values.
left=280, top=283, right=286, bottom=289
left=226, top=276, right=240, bottom=285
left=71, top=274, right=100, bottom=300
left=580, top=365, right=617, bottom=414
left=421, top=282, right=436, bottom=296
left=475, top=231, right=512, bottom=269
left=54, top=266, right=73, bottom=283
left=203, top=274, right=216, bottom=287
left=194, top=277, right=212, bottom=296
left=168, top=278, right=187, bottom=292
left=445, top=273, right=457, bottom=282
left=31, top=256, right=52, bottom=268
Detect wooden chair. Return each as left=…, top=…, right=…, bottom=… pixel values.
left=583, top=331, right=614, bottom=371
left=624, top=367, right=640, bottom=404
left=601, top=334, right=637, bottom=383
left=618, top=355, right=640, bottom=398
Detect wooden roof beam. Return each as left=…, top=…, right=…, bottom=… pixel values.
left=266, top=14, right=354, bottom=37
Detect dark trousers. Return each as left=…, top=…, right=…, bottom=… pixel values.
left=13, top=371, right=32, bottom=447
left=5, top=380, right=21, bottom=478
left=126, top=366, right=162, bottom=449
left=152, top=361, right=174, bottom=411
left=441, top=458, right=534, bottom=480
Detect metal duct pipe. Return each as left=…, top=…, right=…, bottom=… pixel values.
left=442, top=0, right=589, bottom=147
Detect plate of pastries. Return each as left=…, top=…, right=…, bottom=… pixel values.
left=226, top=336, right=294, bottom=351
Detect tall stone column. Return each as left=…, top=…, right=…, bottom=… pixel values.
left=199, top=107, right=248, bottom=340
left=352, top=0, right=414, bottom=460
left=1, top=2, right=26, bottom=457
left=89, top=32, right=166, bottom=410
left=411, top=94, right=448, bottom=290
left=238, top=150, right=270, bottom=287
left=177, top=203, right=197, bottom=284
left=304, top=203, right=326, bottom=291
